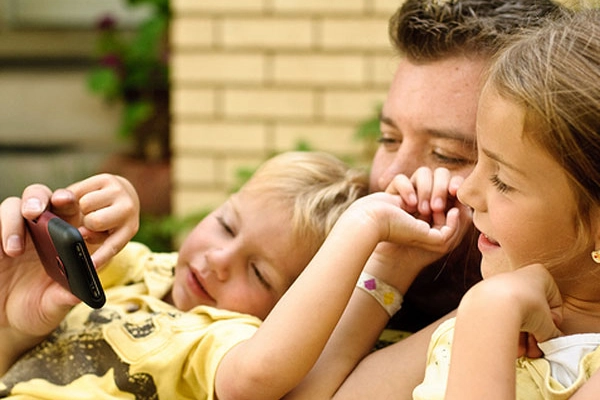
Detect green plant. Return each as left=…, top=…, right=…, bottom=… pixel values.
left=87, top=0, right=170, bottom=161
left=133, top=211, right=209, bottom=252
left=355, top=103, right=382, bottom=160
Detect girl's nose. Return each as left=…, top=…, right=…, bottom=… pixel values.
left=457, top=166, right=484, bottom=212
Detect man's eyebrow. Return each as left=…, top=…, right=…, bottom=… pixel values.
left=379, top=113, right=476, bottom=146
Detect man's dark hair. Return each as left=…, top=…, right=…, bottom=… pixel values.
left=390, top=0, right=562, bottom=61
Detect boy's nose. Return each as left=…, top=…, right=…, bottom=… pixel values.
left=205, top=248, right=234, bottom=281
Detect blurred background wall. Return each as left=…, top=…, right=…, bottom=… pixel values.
left=0, top=0, right=150, bottom=199
left=0, top=0, right=399, bottom=220
left=170, top=0, right=398, bottom=216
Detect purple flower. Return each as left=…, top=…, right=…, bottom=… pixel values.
left=97, top=15, right=117, bottom=31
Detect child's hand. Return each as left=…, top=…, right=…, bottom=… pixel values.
left=457, top=263, right=563, bottom=356
left=385, top=166, right=467, bottom=224
left=2, top=174, right=139, bottom=268
left=65, top=174, right=140, bottom=268
left=444, top=264, right=562, bottom=399
left=367, top=168, right=471, bottom=292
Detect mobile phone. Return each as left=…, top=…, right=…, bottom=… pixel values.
left=25, top=210, right=106, bottom=308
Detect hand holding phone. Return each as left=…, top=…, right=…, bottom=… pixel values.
left=25, top=210, right=106, bottom=308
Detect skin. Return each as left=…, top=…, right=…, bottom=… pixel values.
left=370, top=55, right=483, bottom=192
left=444, top=88, right=600, bottom=398
left=167, top=189, right=313, bottom=320
left=372, top=55, right=485, bottom=331
left=285, top=56, right=487, bottom=400
left=0, top=174, right=139, bottom=375
left=215, top=190, right=463, bottom=400
left=3, top=170, right=459, bottom=400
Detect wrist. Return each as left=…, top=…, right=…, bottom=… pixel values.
left=0, top=328, right=45, bottom=374
left=356, top=271, right=403, bottom=317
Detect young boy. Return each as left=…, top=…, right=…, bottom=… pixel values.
left=0, top=151, right=370, bottom=399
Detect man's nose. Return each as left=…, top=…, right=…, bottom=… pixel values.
left=377, top=148, right=419, bottom=191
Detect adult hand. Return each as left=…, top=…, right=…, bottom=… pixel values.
left=0, top=194, right=79, bottom=372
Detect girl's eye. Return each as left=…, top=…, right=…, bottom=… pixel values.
left=490, top=174, right=512, bottom=193
left=377, top=136, right=401, bottom=152
left=251, top=264, right=272, bottom=290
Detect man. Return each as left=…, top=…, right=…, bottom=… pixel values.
left=285, top=1, right=561, bottom=398
left=377, top=0, right=561, bottom=333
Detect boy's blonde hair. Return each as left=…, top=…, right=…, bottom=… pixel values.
left=241, top=151, right=369, bottom=257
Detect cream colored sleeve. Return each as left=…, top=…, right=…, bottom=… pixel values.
left=412, top=318, right=456, bottom=400
left=97, top=241, right=154, bottom=289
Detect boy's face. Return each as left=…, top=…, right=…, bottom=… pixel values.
left=369, top=56, right=484, bottom=193
left=171, top=188, right=312, bottom=320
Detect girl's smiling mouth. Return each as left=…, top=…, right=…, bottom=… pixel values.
left=477, top=233, right=500, bottom=252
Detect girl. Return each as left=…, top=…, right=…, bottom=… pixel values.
left=413, top=8, right=600, bottom=399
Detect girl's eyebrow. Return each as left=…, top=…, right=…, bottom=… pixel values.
left=481, top=147, right=526, bottom=177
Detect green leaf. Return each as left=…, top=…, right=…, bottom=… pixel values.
left=120, top=101, right=153, bottom=138
left=355, top=103, right=382, bottom=142
left=87, top=68, right=121, bottom=99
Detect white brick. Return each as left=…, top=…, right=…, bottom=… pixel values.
left=172, top=53, right=265, bottom=84
left=172, top=0, right=264, bottom=13
left=321, top=18, right=391, bottom=51
left=222, top=18, right=312, bottom=49
left=170, top=18, right=213, bottom=48
left=273, top=122, right=364, bottom=154
left=374, top=0, right=404, bottom=15
left=272, top=0, right=364, bottom=13
left=172, top=121, right=267, bottom=152
left=173, top=188, right=227, bottom=216
left=224, top=89, right=314, bottom=119
left=323, top=89, right=386, bottom=121
left=371, top=54, right=398, bottom=86
left=173, top=155, right=216, bottom=185
left=171, top=88, right=216, bottom=117
left=273, top=54, right=365, bottom=86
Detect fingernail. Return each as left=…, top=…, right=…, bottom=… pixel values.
left=24, top=198, right=43, bottom=213
left=432, top=197, right=444, bottom=210
left=6, top=235, right=22, bottom=252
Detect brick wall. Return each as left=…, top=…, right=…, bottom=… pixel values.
left=170, top=0, right=401, bottom=215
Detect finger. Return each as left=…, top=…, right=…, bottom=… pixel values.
left=66, top=173, right=112, bottom=200
left=20, top=184, right=53, bottom=220
left=448, top=175, right=465, bottom=197
left=385, top=175, right=418, bottom=212
left=430, top=168, right=452, bottom=213
left=90, top=227, right=131, bottom=268
left=0, top=197, right=27, bottom=257
left=49, top=189, right=80, bottom=221
left=80, top=196, right=139, bottom=235
left=411, top=167, right=433, bottom=216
